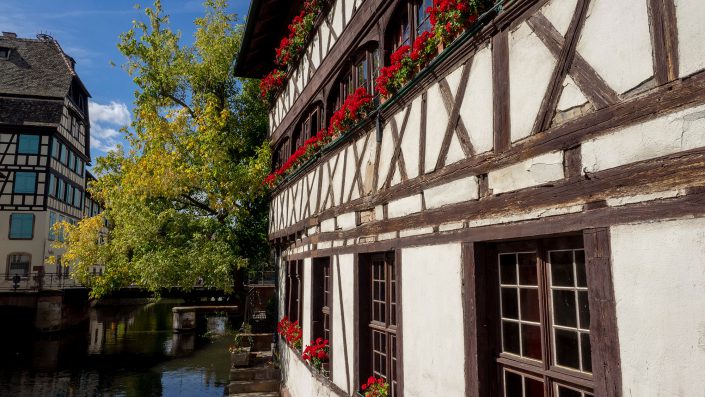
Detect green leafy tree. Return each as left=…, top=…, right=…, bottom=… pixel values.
left=53, top=0, right=271, bottom=298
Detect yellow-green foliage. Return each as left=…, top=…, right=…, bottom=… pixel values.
left=53, top=0, right=271, bottom=298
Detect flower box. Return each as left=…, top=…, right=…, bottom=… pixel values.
left=231, top=346, right=251, bottom=367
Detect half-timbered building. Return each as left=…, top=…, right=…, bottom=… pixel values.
left=0, top=32, right=92, bottom=288
left=236, top=0, right=705, bottom=395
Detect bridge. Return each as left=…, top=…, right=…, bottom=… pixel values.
left=0, top=270, right=276, bottom=333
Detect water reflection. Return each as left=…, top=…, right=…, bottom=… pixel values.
left=0, top=299, right=234, bottom=397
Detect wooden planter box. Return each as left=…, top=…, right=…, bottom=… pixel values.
left=231, top=346, right=251, bottom=367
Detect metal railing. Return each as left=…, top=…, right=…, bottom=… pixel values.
left=246, top=270, right=276, bottom=286
left=0, top=272, right=86, bottom=291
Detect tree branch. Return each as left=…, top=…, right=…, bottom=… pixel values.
left=164, top=93, right=197, bottom=119
left=178, top=194, right=217, bottom=215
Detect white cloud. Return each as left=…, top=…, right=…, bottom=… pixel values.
left=89, top=100, right=130, bottom=156
left=89, top=101, right=131, bottom=126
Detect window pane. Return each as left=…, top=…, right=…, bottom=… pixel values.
left=60, top=144, right=68, bottom=164
left=554, top=329, right=580, bottom=370
left=524, top=377, right=544, bottom=397
left=49, top=175, right=56, bottom=197
left=578, top=291, right=590, bottom=330
left=8, top=254, right=30, bottom=276
left=10, top=214, right=34, bottom=239
left=18, top=135, right=40, bottom=154
left=503, top=370, right=523, bottom=396
left=519, top=288, right=540, bottom=323
left=49, top=212, right=56, bottom=240
left=575, top=250, right=587, bottom=287
left=13, top=172, right=36, bottom=194
left=550, top=250, right=575, bottom=287
left=501, top=288, right=519, bottom=319
left=518, top=253, right=537, bottom=286
left=552, top=290, right=577, bottom=327
left=521, top=324, right=542, bottom=360
left=52, top=137, right=59, bottom=158
left=557, top=385, right=582, bottom=397
left=499, top=254, right=517, bottom=284
left=581, top=333, right=592, bottom=373
left=502, top=321, right=520, bottom=355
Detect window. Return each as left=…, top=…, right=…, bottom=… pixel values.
left=0, top=47, right=10, bottom=60
left=49, top=174, right=57, bottom=197
left=292, top=104, right=323, bottom=153
left=493, top=238, right=593, bottom=396
left=359, top=252, right=399, bottom=397
left=60, top=143, right=68, bottom=164
left=385, top=0, right=433, bottom=56
left=17, top=135, right=40, bottom=154
left=329, top=45, right=380, bottom=114
left=58, top=215, right=65, bottom=242
left=273, top=137, right=291, bottom=171
left=48, top=212, right=57, bottom=240
left=52, top=137, right=59, bottom=158
left=74, top=188, right=82, bottom=208
left=66, top=183, right=74, bottom=205
left=312, top=257, right=332, bottom=343
left=9, top=213, right=34, bottom=239
left=286, top=260, right=304, bottom=324
left=13, top=172, right=36, bottom=194
left=57, top=179, right=65, bottom=201
left=68, top=151, right=75, bottom=171
left=7, top=253, right=30, bottom=278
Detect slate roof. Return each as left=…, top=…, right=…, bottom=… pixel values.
left=0, top=34, right=76, bottom=98
left=0, top=97, right=64, bottom=125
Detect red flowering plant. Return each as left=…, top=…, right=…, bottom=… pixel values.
left=260, top=69, right=287, bottom=104
left=275, top=0, right=324, bottom=68
left=328, top=87, right=374, bottom=138
left=277, top=317, right=303, bottom=350
left=376, top=45, right=412, bottom=97
left=360, top=376, right=389, bottom=397
left=302, top=337, right=330, bottom=371
left=429, top=0, right=485, bottom=45
left=410, top=30, right=439, bottom=70
left=263, top=88, right=372, bottom=188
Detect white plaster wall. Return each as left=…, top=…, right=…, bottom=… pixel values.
left=557, top=76, right=588, bottom=112
left=343, top=146, right=356, bottom=203
left=424, top=176, right=479, bottom=209
left=401, top=96, right=422, bottom=180
left=675, top=0, right=705, bottom=78
left=460, top=45, right=494, bottom=154
left=321, top=218, right=336, bottom=233
left=0, top=210, right=49, bottom=273
left=581, top=103, right=705, bottom=173
left=332, top=152, right=345, bottom=207
left=378, top=120, right=397, bottom=190
left=336, top=212, right=356, bottom=231
left=509, top=22, right=558, bottom=142
left=425, top=83, right=449, bottom=172
left=611, top=218, right=705, bottom=396
left=361, top=130, right=378, bottom=195
left=488, top=151, right=564, bottom=194
left=541, top=0, right=578, bottom=36
left=577, top=0, right=653, bottom=94
left=331, top=254, right=356, bottom=393
left=302, top=257, right=313, bottom=346
left=283, top=347, right=340, bottom=397
left=402, top=243, right=466, bottom=397
left=387, top=194, right=423, bottom=218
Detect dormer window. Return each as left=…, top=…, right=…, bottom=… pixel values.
left=0, top=47, right=11, bottom=60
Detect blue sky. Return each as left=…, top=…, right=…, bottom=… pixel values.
left=1, top=0, right=251, bottom=161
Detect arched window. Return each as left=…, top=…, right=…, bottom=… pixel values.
left=7, top=253, right=31, bottom=278
left=273, top=137, right=291, bottom=170
left=328, top=43, right=380, bottom=116
left=385, top=0, right=433, bottom=58
left=292, top=103, right=324, bottom=151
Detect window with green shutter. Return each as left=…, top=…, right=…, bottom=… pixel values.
left=13, top=172, right=36, bottom=194
left=18, top=135, right=40, bottom=154
left=9, top=213, right=34, bottom=239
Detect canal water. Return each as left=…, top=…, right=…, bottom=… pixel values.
left=0, top=299, right=235, bottom=397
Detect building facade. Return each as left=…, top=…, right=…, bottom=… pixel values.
left=236, top=0, right=705, bottom=395
left=0, top=32, right=93, bottom=289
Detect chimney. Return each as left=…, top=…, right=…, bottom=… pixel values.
left=2, top=32, right=17, bottom=38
